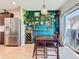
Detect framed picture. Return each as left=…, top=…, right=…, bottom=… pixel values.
left=34, top=12, right=40, bottom=17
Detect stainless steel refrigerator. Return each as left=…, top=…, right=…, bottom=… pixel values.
left=4, top=17, right=21, bottom=46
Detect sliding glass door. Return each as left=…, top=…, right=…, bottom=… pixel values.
left=65, top=8, right=79, bottom=52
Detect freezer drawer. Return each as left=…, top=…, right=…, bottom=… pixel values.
left=5, top=35, right=18, bottom=46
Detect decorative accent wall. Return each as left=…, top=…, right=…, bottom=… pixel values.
left=23, top=9, right=59, bottom=40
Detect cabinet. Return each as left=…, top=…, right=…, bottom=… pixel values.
left=0, top=14, right=4, bottom=25
left=25, top=30, right=33, bottom=44
left=0, top=32, right=4, bottom=44
left=0, top=14, right=4, bottom=44
left=5, top=35, right=18, bottom=46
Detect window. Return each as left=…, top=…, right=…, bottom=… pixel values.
left=64, top=8, right=79, bottom=52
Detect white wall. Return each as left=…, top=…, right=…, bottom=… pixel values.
left=9, top=7, right=21, bottom=18
left=61, top=0, right=79, bottom=15
left=20, top=8, right=25, bottom=46
left=59, top=16, right=65, bottom=44
left=60, top=0, right=79, bottom=44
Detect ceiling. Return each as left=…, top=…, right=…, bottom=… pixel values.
left=0, top=0, right=68, bottom=10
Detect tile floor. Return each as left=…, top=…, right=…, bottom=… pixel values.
left=0, top=44, right=79, bottom=59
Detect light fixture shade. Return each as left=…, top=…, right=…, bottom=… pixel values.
left=41, top=8, right=47, bottom=15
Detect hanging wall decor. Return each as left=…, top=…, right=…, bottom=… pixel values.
left=23, top=9, right=59, bottom=38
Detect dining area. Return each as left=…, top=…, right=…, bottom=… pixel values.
left=33, top=32, right=60, bottom=59
left=23, top=9, right=60, bottom=59
left=0, top=0, right=79, bottom=59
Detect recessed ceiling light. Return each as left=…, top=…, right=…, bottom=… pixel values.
left=13, top=1, right=16, bottom=5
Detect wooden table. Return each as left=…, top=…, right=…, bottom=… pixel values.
left=33, top=36, right=60, bottom=59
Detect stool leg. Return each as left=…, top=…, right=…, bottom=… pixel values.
left=55, top=48, right=57, bottom=53
left=44, top=47, right=46, bottom=58
left=33, top=48, right=36, bottom=58
left=35, top=43, right=37, bottom=59
left=44, top=47, right=47, bottom=58
left=45, top=47, right=47, bottom=58
left=33, top=44, right=36, bottom=58
left=35, top=48, right=37, bottom=59
left=57, top=42, right=59, bottom=59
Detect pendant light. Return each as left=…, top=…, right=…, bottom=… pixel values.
left=41, top=0, right=47, bottom=15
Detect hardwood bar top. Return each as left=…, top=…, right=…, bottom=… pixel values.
left=36, top=36, right=54, bottom=41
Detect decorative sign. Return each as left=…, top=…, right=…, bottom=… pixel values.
left=34, top=12, right=40, bottom=17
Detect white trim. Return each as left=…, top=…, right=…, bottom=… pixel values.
left=62, top=4, right=79, bottom=16
left=60, top=3, right=79, bottom=45
left=65, top=46, right=79, bottom=58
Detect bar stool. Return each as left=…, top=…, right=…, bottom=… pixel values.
left=33, top=40, right=46, bottom=59
left=46, top=34, right=60, bottom=59
left=33, top=35, right=60, bottom=59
